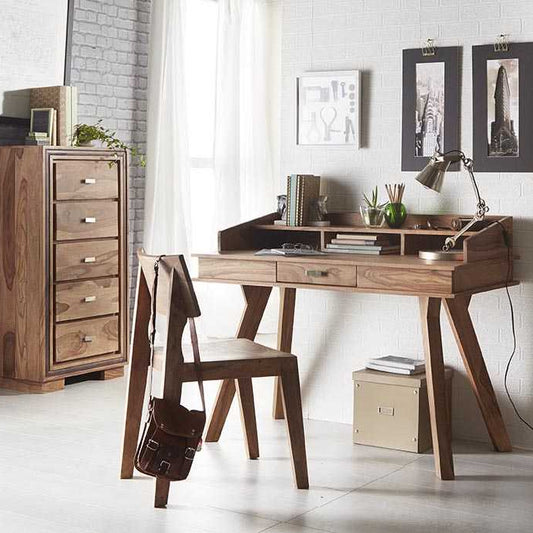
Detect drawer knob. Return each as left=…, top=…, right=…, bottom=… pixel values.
left=83, top=336, right=93, bottom=343
left=83, top=217, right=96, bottom=224
left=305, top=269, right=328, bottom=277
left=83, top=257, right=96, bottom=263
left=83, top=178, right=96, bottom=184
left=83, top=296, right=97, bottom=303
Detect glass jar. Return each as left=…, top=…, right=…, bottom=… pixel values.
left=384, top=202, right=407, bottom=228
left=360, top=205, right=385, bottom=228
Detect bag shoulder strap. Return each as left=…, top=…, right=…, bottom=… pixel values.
left=148, top=256, right=205, bottom=413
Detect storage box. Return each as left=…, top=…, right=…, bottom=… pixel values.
left=352, top=368, right=453, bottom=453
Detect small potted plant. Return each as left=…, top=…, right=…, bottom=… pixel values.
left=360, top=186, right=386, bottom=227
left=72, top=120, right=145, bottom=167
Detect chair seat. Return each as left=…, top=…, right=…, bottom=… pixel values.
left=186, top=338, right=295, bottom=362
left=153, top=338, right=295, bottom=382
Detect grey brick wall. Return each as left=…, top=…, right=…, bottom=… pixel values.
left=281, top=0, right=533, bottom=448
left=69, top=0, right=151, bottom=306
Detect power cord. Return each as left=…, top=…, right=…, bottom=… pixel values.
left=495, top=220, right=533, bottom=432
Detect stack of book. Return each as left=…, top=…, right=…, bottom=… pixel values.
left=366, top=356, right=425, bottom=375
left=324, top=233, right=400, bottom=255
left=29, top=85, right=78, bottom=146
left=286, top=174, right=321, bottom=226
left=25, top=132, right=51, bottom=146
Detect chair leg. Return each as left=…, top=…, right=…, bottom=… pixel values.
left=120, top=268, right=151, bottom=479
left=236, top=378, right=259, bottom=459
left=154, top=478, right=170, bottom=509
left=280, top=361, right=309, bottom=489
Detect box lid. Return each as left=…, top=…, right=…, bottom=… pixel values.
left=352, top=367, right=453, bottom=388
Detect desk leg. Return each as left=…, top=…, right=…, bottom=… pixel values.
left=205, top=285, right=272, bottom=442
left=419, top=297, right=455, bottom=480
left=273, top=287, right=296, bottom=419
left=444, top=294, right=512, bottom=452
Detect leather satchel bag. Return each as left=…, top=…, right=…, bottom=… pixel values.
left=135, top=257, right=206, bottom=482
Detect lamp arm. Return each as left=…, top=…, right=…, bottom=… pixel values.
left=442, top=156, right=489, bottom=252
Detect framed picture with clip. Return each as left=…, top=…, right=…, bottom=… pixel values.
left=296, top=70, right=361, bottom=147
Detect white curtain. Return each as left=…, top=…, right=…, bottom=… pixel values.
left=214, top=0, right=280, bottom=230
left=143, top=0, right=191, bottom=256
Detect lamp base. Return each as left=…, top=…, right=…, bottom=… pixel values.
left=419, top=249, right=464, bottom=261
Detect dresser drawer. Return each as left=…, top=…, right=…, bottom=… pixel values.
left=198, top=258, right=276, bottom=282
left=55, top=316, right=119, bottom=363
left=55, top=240, right=119, bottom=281
left=55, top=201, right=118, bottom=241
left=54, top=160, right=119, bottom=200
left=357, top=266, right=452, bottom=294
left=277, top=261, right=357, bottom=287
left=55, top=278, right=119, bottom=322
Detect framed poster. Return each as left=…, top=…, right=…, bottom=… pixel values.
left=401, top=47, right=461, bottom=171
left=297, top=70, right=360, bottom=147
left=473, top=43, right=533, bottom=172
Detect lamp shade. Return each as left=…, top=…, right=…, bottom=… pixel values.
left=415, top=156, right=451, bottom=193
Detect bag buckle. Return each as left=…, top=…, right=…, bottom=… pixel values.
left=184, top=447, right=196, bottom=461
left=147, top=439, right=159, bottom=451
left=158, top=460, right=171, bottom=474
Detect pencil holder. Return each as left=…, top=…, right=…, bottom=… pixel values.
left=384, top=202, right=407, bottom=228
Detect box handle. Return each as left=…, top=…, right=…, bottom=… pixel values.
left=83, top=178, right=96, bottom=184
left=378, top=406, right=394, bottom=416
left=83, top=217, right=96, bottom=224
left=83, top=336, right=93, bottom=343
left=83, top=296, right=97, bottom=303
left=83, top=257, right=96, bottom=263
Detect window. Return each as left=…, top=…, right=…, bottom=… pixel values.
left=184, top=0, right=218, bottom=250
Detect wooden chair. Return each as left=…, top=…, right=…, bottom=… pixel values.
left=120, top=250, right=309, bottom=507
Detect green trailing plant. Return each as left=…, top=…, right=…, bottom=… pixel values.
left=362, top=186, right=387, bottom=210
left=72, top=120, right=146, bottom=167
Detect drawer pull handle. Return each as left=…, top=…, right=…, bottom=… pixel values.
left=83, top=178, right=96, bottom=184
left=83, top=257, right=96, bottom=263
left=84, top=296, right=97, bottom=303
left=305, top=269, right=328, bottom=277
left=83, top=336, right=93, bottom=343
left=83, top=217, right=96, bottom=224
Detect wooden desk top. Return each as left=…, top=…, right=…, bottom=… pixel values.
left=193, top=212, right=518, bottom=299
left=194, top=250, right=464, bottom=271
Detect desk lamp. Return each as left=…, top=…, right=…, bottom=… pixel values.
left=415, top=150, right=489, bottom=261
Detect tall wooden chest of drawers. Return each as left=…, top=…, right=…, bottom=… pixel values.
left=0, top=147, right=128, bottom=392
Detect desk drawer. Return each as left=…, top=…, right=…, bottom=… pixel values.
left=277, top=261, right=357, bottom=287
left=55, top=316, right=119, bottom=362
left=357, top=266, right=452, bottom=294
left=55, top=201, right=118, bottom=241
left=55, top=278, right=119, bottom=322
left=55, top=240, right=119, bottom=281
left=198, top=258, right=276, bottom=283
left=54, top=160, right=119, bottom=200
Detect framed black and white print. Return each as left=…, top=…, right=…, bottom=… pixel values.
left=473, top=43, right=533, bottom=172
left=297, top=70, right=361, bottom=147
left=401, top=47, right=461, bottom=171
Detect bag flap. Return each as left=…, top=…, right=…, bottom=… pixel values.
left=151, top=398, right=206, bottom=438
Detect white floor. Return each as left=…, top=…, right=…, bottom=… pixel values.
left=1, top=375, right=532, bottom=533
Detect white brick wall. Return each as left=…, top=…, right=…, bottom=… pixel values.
left=281, top=0, right=533, bottom=448
left=69, top=0, right=151, bottom=306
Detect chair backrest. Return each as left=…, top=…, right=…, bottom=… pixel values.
left=135, top=250, right=201, bottom=398
left=137, top=249, right=201, bottom=320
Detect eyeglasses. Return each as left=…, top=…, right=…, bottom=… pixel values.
left=281, top=243, right=314, bottom=251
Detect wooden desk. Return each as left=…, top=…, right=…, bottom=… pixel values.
left=194, top=212, right=517, bottom=480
